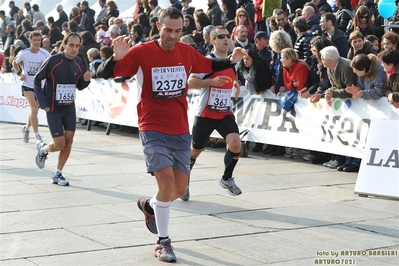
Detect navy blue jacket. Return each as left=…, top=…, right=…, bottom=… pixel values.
left=34, top=53, right=90, bottom=113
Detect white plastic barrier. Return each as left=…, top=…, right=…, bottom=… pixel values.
left=2, top=74, right=399, bottom=159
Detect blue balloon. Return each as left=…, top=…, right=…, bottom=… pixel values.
left=378, top=0, right=396, bottom=19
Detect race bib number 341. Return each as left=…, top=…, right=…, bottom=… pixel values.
left=152, top=66, right=186, bottom=99
left=56, top=84, right=76, bottom=105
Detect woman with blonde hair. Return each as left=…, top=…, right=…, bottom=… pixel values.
left=102, top=0, right=119, bottom=26
left=280, top=47, right=310, bottom=159
left=70, top=6, right=81, bottom=25
left=231, top=8, right=254, bottom=43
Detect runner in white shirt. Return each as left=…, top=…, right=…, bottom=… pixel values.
left=13, top=31, right=50, bottom=143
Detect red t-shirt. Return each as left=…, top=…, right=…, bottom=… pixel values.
left=113, top=41, right=214, bottom=134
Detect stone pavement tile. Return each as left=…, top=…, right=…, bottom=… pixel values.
left=171, top=195, right=264, bottom=217
left=0, top=205, right=132, bottom=234
left=217, top=202, right=394, bottom=230
left=288, top=185, right=362, bottom=203
left=0, top=203, right=17, bottom=213
left=189, top=166, right=356, bottom=194
left=345, top=217, right=399, bottom=238
left=274, top=225, right=399, bottom=252
left=202, top=225, right=399, bottom=265
left=54, top=162, right=146, bottom=176
left=0, top=188, right=135, bottom=211
left=92, top=202, right=137, bottom=220
left=65, top=221, right=154, bottom=248
left=340, top=196, right=399, bottom=216
left=66, top=215, right=264, bottom=248
left=0, top=181, right=48, bottom=196
left=202, top=232, right=315, bottom=264
left=232, top=189, right=330, bottom=209
left=0, top=168, right=55, bottom=182
left=0, top=259, right=37, bottom=266
left=28, top=240, right=262, bottom=266
left=0, top=229, right=107, bottom=260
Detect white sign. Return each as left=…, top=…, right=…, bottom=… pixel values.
left=355, top=119, right=399, bottom=199
left=0, top=79, right=48, bottom=126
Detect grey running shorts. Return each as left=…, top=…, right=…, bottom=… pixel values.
left=139, top=130, right=191, bottom=174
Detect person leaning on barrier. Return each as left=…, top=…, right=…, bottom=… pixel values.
left=379, top=48, right=399, bottom=109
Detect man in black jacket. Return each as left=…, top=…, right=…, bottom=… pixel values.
left=274, top=9, right=296, bottom=45
left=55, top=4, right=68, bottom=29
left=321, top=12, right=349, bottom=57
left=79, top=1, right=96, bottom=36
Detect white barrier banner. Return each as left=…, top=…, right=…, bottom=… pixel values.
left=75, top=78, right=139, bottom=127
left=0, top=76, right=48, bottom=126
left=2, top=75, right=399, bottom=159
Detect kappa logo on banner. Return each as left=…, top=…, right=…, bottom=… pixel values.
left=0, top=96, right=29, bottom=108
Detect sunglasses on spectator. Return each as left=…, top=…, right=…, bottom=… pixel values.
left=215, top=34, right=231, bottom=39
left=238, top=14, right=246, bottom=17
left=359, top=15, right=369, bottom=19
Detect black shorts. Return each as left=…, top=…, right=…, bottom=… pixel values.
left=192, top=115, right=239, bottom=150
left=21, top=85, right=35, bottom=97
left=46, top=111, right=76, bottom=138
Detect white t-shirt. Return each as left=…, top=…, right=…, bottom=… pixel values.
left=14, top=48, right=50, bottom=89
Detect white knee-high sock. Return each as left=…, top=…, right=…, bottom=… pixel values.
left=152, top=198, right=170, bottom=238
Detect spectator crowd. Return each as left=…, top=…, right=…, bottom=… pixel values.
left=1, top=0, right=399, bottom=173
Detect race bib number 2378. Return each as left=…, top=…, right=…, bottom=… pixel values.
left=151, top=66, right=187, bottom=99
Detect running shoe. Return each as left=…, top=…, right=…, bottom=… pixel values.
left=22, top=125, right=29, bottom=143
left=35, top=141, right=47, bottom=169
left=180, top=184, right=190, bottom=201
left=137, top=197, right=157, bottom=234
left=154, top=238, right=176, bottom=263
left=35, top=134, right=43, bottom=142
left=219, top=177, right=242, bottom=196
left=52, top=172, right=69, bottom=186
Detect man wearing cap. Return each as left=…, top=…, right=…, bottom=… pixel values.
left=169, top=0, right=182, bottom=11
left=35, top=20, right=49, bottom=35
left=51, top=40, right=62, bottom=55
left=254, top=31, right=271, bottom=65
left=250, top=30, right=273, bottom=153
left=181, top=0, right=194, bottom=16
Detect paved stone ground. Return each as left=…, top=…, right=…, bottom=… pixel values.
left=1, top=122, right=398, bottom=266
